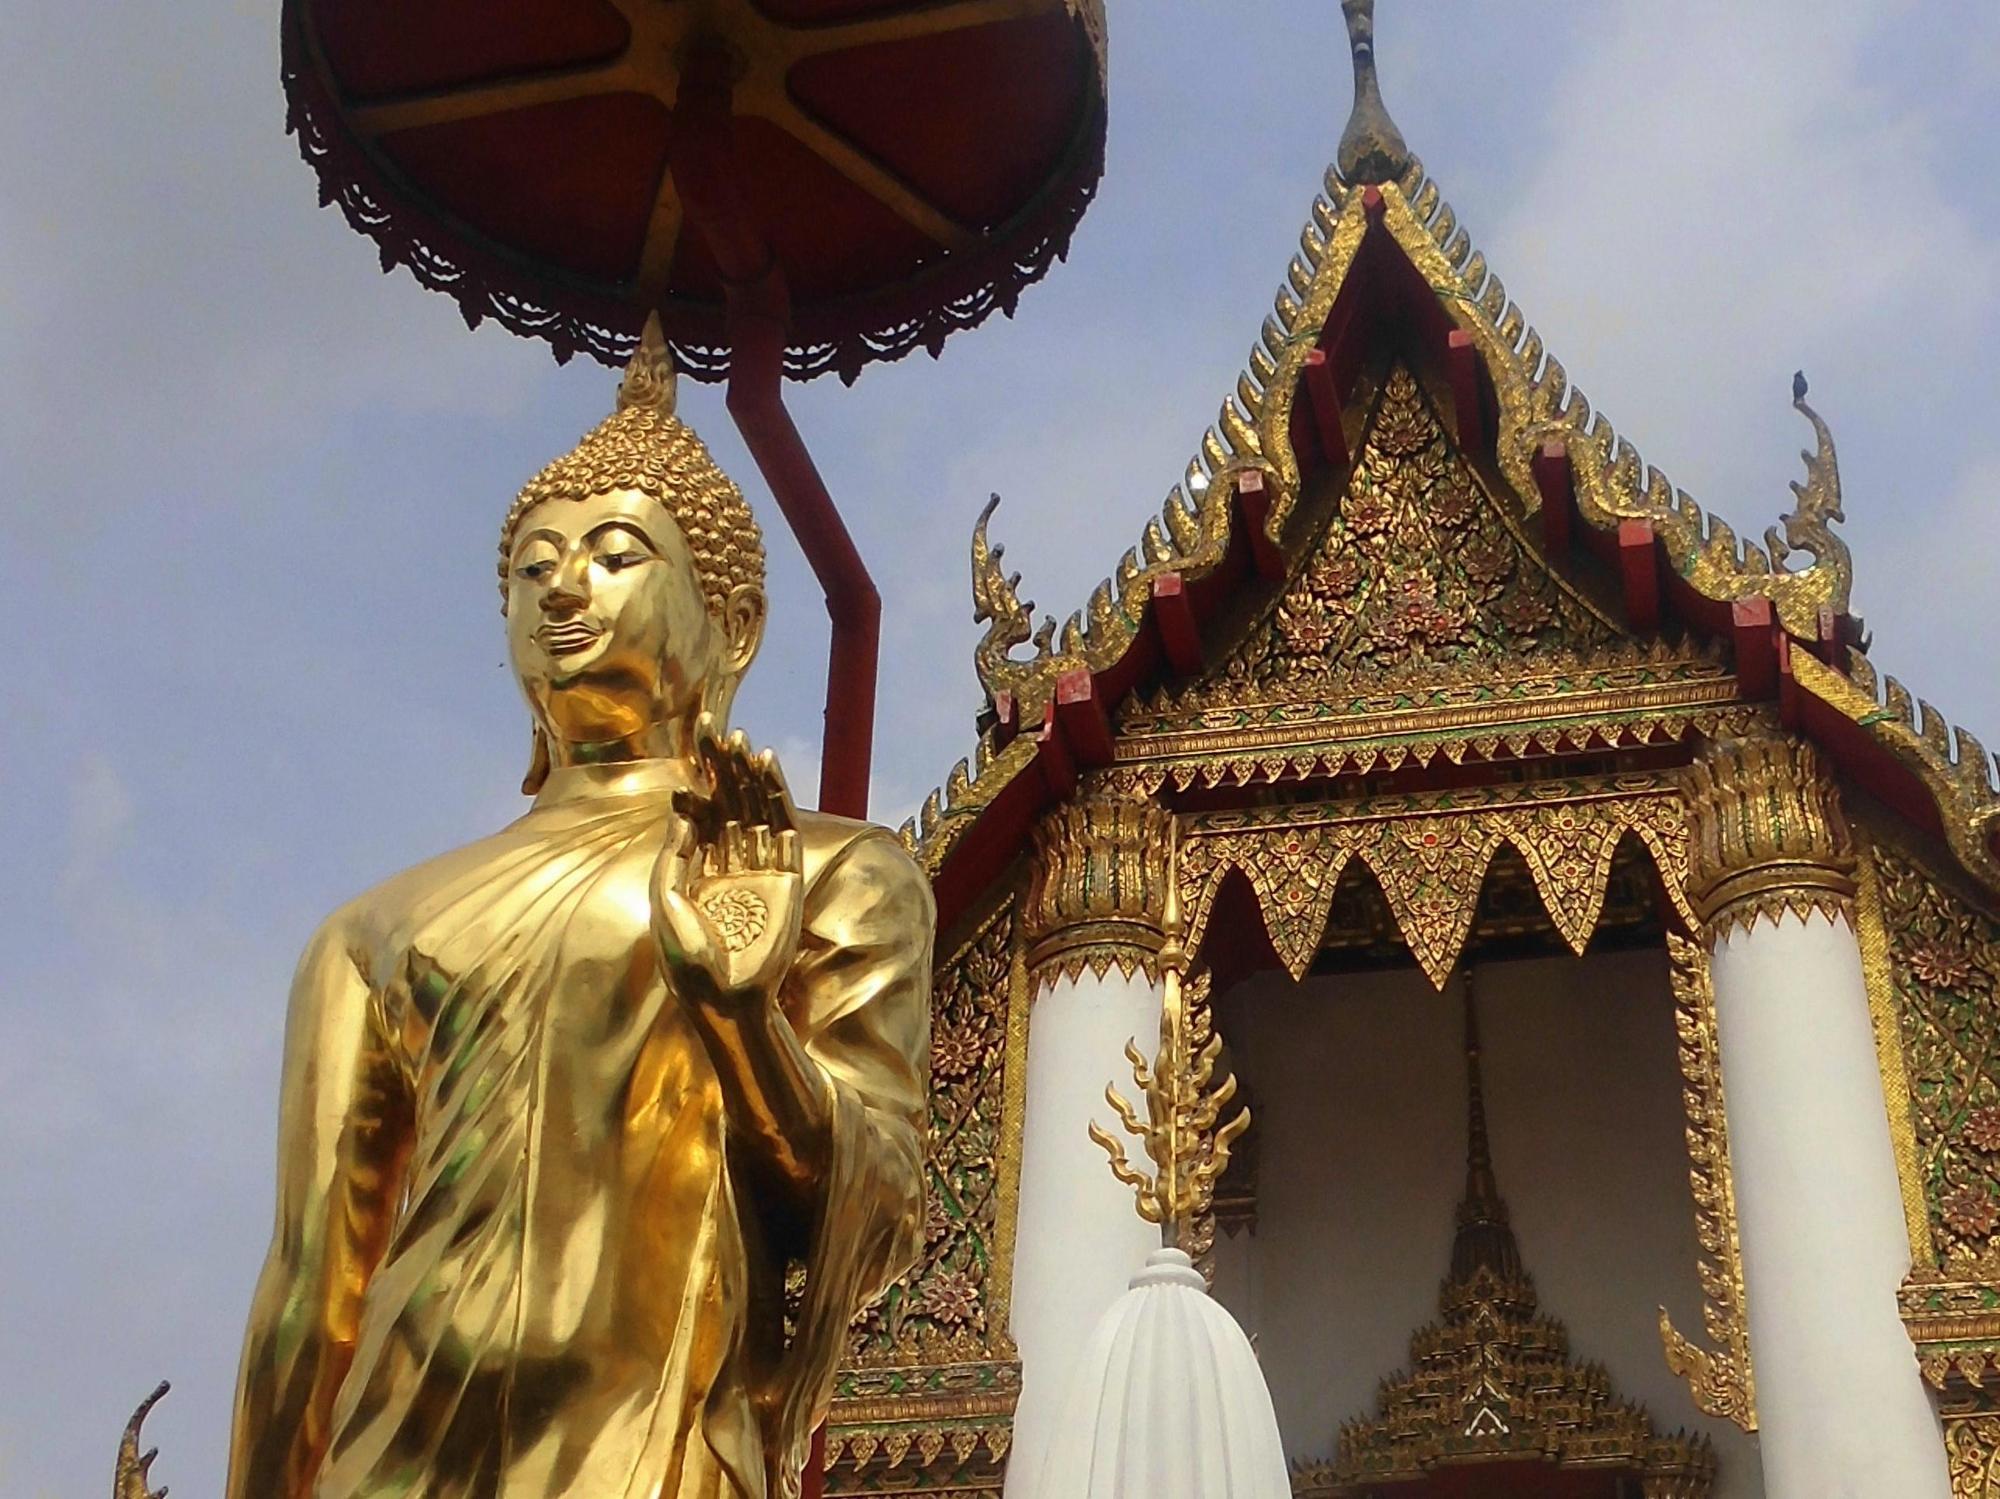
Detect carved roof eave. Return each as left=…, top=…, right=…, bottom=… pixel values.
left=906, top=157, right=2000, bottom=909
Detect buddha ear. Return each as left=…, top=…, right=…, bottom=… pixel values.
left=719, top=583, right=766, bottom=676
left=521, top=725, right=552, bottom=796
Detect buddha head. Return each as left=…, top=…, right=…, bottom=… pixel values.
left=499, top=318, right=766, bottom=790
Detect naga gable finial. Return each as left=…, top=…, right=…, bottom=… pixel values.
left=971, top=494, right=1047, bottom=694
left=113, top=1382, right=171, bottom=1499
left=1337, top=0, right=1410, bottom=186
left=1766, top=371, right=1851, bottom=609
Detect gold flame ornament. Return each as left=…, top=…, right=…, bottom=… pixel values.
left=1090, top=821, right=1252, bottom=1247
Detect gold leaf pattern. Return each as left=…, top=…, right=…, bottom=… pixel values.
left=1179, top=827, right=1352, bottom=981
left=1178, top=781, right=1690, bottom=990
left=1186, top=363, right=1614, bottom=707
left=1873, top=841, right=2000, bottom=1269
left=850, top=903, right=1014, bottom=1361
left=1358, top=817, right=1502, bottom=989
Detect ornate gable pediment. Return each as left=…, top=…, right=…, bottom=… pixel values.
left=1178, top=362, right=1618, bottom=710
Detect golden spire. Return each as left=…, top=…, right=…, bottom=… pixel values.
left=1337, top=0, right=1410, bottom=186
left=1091, top=819, right=1251, bottom=1249
left=1449, top=967, right=1525, bottom=1292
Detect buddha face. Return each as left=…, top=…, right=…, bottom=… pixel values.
left=505, top=488, right=764, bottom=754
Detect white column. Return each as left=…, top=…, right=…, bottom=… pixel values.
left=1711, top=910, right=1948, bottom=1499
left=1006, top=964, right=1164, bottom=1499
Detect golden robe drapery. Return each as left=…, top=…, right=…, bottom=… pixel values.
left=226, top=764, right=931, bottom=1499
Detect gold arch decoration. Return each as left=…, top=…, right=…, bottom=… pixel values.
left=1175, top=774, right=1695, bottom=988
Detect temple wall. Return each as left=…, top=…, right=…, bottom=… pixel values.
left=1208, top=945, right=1764, bottom=1497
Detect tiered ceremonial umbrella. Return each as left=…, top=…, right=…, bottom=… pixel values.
left=281, top=0, right=1109, bottom=817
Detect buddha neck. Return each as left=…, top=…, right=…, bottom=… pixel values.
left=533, top=755, right=701, bottom=808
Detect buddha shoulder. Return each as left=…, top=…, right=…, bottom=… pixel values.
left=795, top=810, right=934, bottom=933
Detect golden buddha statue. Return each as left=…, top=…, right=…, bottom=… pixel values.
left=224, top=320, right=932, bottom=1499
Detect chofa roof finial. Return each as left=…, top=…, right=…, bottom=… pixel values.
left=1337, top=0, right=1411, bottom=186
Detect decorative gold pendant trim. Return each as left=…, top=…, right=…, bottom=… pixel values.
left=1659, top=934, right=1758, bottom=1432
left=1854, top=835, right=1935, bottom=1264
left=1175, top=774, right=1696, bottom=988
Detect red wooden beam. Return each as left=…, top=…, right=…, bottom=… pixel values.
left=1302, top=349, right=1348, bottom=470
left=1731, top=597, right=1778, bottom=701
left=1055, top=667, right=1115, bottom=767
left=1152, top=572, right=1203, bottom=676
left=1446, top=329, right=1490, bottom=453
left=1618, top=519, right=1661, bottom=633
left=1036, top=701, right=1078, bottom=796
left=1777, top=634, right=1802, bottom=731
left=1318, top=273, right=1368, bottom=404
left=1531, top=439, right=1573, bottom=556
left=1237, top=470, right=1288, bottom=581
left=990, top=690, right=1019, bottom=750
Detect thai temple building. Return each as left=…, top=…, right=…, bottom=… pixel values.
left=813, top=11, right=2000, bottom=1499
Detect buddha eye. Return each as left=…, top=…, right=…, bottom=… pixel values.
left=515, top=559, right=556, bottom=582
left=600, top=550, right=644, bottom=573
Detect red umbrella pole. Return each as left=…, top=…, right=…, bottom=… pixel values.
left=672, top=46, right=880, bottom=822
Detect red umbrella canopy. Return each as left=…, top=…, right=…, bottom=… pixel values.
left=282, top=0, right=1108, bottom=379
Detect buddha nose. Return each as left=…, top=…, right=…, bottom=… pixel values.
left=543, top=550, right=590, bottom=612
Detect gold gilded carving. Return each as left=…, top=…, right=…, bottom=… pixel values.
left=1509, top=799, right=1628, bottom=952
left=226, top=330, right=933, bottom=1499
left=1800, top=646, right=2000, bottom=892
left=853, top=905, right=1011, bottom=1359
left=1357, top=815, right=1502, bottom=989
left=1123, top=636, right=1741, bottom=751
left=1682, top=734, right=1856, bottom=938
left=1179, top=825, right=1354, bottom=981
left=1193, top=363, right=1615, bottom=702
left=1944, top=1400, right=2000, bottom=1499
left=1871, top=830, right=2000, bottom=1401
left=1177, top=778, right=1696, bottom=988
left=1873, top=839, right=2000, bottom=1271
left=1658, top=935, right=1758, bottom=1432
left=1856, top=840, right=1936, bottom=1263
left=1023, top=798, right=1171, bottom=986
left=1093, top=827, right=1251, bottom=1244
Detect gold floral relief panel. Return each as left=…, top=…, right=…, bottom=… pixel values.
left=1870, top=838, right=2000, bottom=1268
left=1183, top=362, right=1616, bottom=709
left=849, top=897, right=1021, bottom=1363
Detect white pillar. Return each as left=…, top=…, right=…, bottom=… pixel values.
left=1711, top=910, right=1947, bottom=1498
left=1007, top=964, right=1164, bottom=1499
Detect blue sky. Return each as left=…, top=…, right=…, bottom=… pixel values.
left=3, top=2, right=1997, bottom=1493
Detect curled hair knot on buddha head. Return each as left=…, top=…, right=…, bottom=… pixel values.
left=497, top=315, right=766, bottom=616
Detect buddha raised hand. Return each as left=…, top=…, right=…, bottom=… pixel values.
left=226, top=319, right=932, bottom=1499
